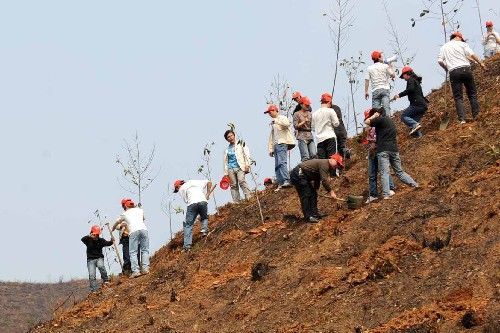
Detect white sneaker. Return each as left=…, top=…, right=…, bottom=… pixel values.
left=365, top=196, right=378, bottom=203
left=460, top=120, right=466, bottom=124
left=282, top=181, right=292, bottom=188
left=389, top=190, right=395, bottom=196
left=274, top=185, right=282, bottom=192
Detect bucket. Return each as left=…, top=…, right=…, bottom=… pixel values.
left=346, top=195, right=364, bottom=210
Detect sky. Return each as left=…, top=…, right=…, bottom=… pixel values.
left=0, top=0, right=498, bottom=282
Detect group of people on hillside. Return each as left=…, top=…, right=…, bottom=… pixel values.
left=81, top=22, right=498, bottom=292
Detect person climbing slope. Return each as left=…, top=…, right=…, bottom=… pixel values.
left=311, top=93, right=339, bottom=159
left=81, top=225, right=114, bottom=292
left=483, top=21, right=500, bottom=58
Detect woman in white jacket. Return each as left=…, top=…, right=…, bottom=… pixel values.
left=223, top=130, right=252, bottom=202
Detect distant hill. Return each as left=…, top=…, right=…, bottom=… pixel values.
left=0, top=280, right=88, bottom=333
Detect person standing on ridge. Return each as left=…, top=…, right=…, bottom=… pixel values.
left=391, top=66, right=428, bottom=138
left=174, top=179, right=213, bottom=251
left=364, top=108, right=418, bottom=200
left=265, top=104, right=295, bottom=191
left=365, top=51, right=396, bottom=116
left=293, top=96, right=316, bottom=161
left=438, top=31, right=485, bottom=124
left=311, top=93, right=340, bottom=159
left=223, top=130, right=252, bottom=202
left=290, top=153, right=344, bottom=223
left=114, top=199, right=149, bottom=278
left=483, top=21, right=500, bottom=58
left=81, top=225, right=114, bottom=291
left=331, top=101, right=350, bottom=159
left=112, top=198, right=141, bottom=276
left=292, top=91, right=304, bottom=115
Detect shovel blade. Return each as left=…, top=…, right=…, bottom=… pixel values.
left=439, top=112, right=450, bottom=130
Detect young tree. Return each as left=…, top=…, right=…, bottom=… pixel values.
left=381, top=0, right=415, bottom=66
left=323, top=0, right=357, bottom=94
left=197, top=141, right=219, bottom=214
left=410, top=0, right=464, bottom=41
left=115, top=132, right=159, bottom=206
left=340, top=52, right=365, bottom=134
left=265, top=74, right=294, bottom=119
left=161, top=186, right=185, bottom=242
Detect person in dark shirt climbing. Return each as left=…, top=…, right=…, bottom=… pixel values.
left=392, top=66, right=428, bottom=138
left=81, top=225, right=114, bottom=292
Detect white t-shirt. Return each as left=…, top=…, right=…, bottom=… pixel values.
left=483, top=30, right=499, bottom=51
left=311, top=107, right=339, bottom=143
left=118, top=207, right=146, bottom=234
left=179, top=180, right=209, bottom=206
left=365, top=62, right=394, bottom=91
left=438, top=40, right=474, bottom=71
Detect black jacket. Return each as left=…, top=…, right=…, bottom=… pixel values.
left=81, top=235, right=113, bottom=260
left=398, top=77, right=427, bottom=107
left=332, top=105, right=348, bottom=140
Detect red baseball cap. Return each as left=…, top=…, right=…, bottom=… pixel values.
left=121, top=198, right=132, bottom=206
left=292, top=91, right=302, bottom=99
left=329, top=153, right=344, bottom=167
left=173, top=179, right=185, bottom=193
left=320, top=92, right=332, bottom=103
left=400, top=66, right=413, bottom=78
left=219, top=175, right=230, bottom=190
left=486, top=21, right=493, bottom=27
left=90, top=225, right=101, bottom=236
left=451, top=31, right=464, bottom=41
left=371, top=50, right=382, bottom=60
left=299, top=96, right=311, bottom=106
left=264, top=104, right=279, bottom=114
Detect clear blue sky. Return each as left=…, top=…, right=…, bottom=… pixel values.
left=1, top=1, right=497, bottom=281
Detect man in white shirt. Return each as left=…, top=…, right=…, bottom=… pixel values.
left=483, top=21, right=500, bottom=58
left=174, top=179, right=212, bottom=251
left=311, top=93, right=340, bottom=159
left=114, top=199, right=149, bottom=278
left=365, top=51, right=396, bottom=116
left=438, top=31, right=485, bottom=123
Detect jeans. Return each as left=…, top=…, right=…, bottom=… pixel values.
left=484, top=48, right=498, bottom=58
left=297, top=139, right=316, bottom=161
left=372, top=88, right=391, bottom=116
left=227, top=168, right=251, bottom=202
left=87, top=257, right=108, bottom=291
left=129, top=229, right=150, bottom=274
left=401, top=105, right=426, bottom=137
left=184, top=201, right=208, bottom=250
left=121, top=235, right=140, bottom=274
left=316, top=137, right=337, bottom=159
left=377, top=151, right=418, bottom=197
left=290, top=166, right=318, bottom=218
left=368, top=153, right=395, bottom=197
left=274, top=143, right=290, bottom=185
left=449, top=67, right=480, bottom=121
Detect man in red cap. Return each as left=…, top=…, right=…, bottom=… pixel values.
left=438, top=31, right=485, bottom=124
left=293, top=96, right=316, bottom=161
left=265, top=104, right=295, bottom=191
left=223, top=129, right=252, bottom=202
left=81, top=225, right=114, bottom=291
left=365, top=51, right=396, bottom=116
left=112, top=198, right=141, bottom=276
left=290, top=154, right=343, bottom=222
left=482, top=21, right=499, bottom=58
left=311, top=93, right=340, bottom=159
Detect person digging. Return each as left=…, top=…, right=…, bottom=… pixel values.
left=81, top=225, right=114, bottom=292
left=290, top=153, right=344, bottom=223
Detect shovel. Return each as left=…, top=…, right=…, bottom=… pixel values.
left=439, top=73, right=451, bottom=130
left=105, top=222, right=123, bottom=269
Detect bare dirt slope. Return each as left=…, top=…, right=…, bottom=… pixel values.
left=31, top=55, right=500, bottom=333
left=0, top=280, right=88, bottom=333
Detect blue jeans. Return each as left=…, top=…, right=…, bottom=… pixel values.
left=297, top=139, right=316, bottom=161
left=377, top=151, right=418, bottom=197
left=129, top=229, right=149, bottom=274
left=184, top=201, right=208, bottom=250
left=368, top=153, right=395, bottom=197
left=87, top=257, right=108, bottom=291
left=274, top=143, right=290, bottom=185
left=372, top=88, right=391, bottom=116
left=401, top=105, right=426, bottom=137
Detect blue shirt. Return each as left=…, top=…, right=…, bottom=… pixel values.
left=227, top=144, right=239, bottom=169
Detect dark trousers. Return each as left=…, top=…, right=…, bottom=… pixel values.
left=121, top=236, right=140, bottom=274
left=316, top=137, right=337, bottom=159
left=449, top=67, right=480, bottom=121
left=290, top=166, right=318, bottom=219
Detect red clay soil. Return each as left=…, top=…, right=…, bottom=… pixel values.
left=31, top=55, right=500, bottom=333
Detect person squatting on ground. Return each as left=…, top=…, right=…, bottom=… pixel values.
left=438, top=31, right=485, bottom=124
left=364, top=108, right=419, bottom=199
left=112, top=198, right=141, bottom=276
left=81, top=225, right=114, bottom=292
left=365, top=51, right=396, bottom=116
left=293, top=96, right=317, bottom=161
left=483, top=21, right=500, bottom=58
left=265, top=104, right=295, bottom=190
left=363, top=109, right=396, bottom=203
left=114, top=199, right=149, bottom=278
left=392, top=66, right=428, bottom=138
left=223, top=130, right=252, bottom=202
left=311, top=93, right=340, bottom=159
left=174, top=179, right=212, bottom=251
left=290, top=154, right=344, bottom=223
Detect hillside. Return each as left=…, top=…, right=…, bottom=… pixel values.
left=0, top=280, right=88, bottom=333
left=31, top=55, right=499, bottom=333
